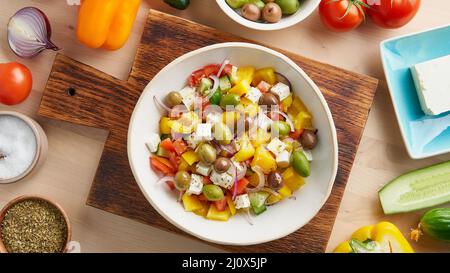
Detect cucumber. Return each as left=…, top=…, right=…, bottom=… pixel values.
left=198, top=78, right=213, bottom=95
left=249, top=192, right=269, bottom=215
left=219, top=76, right=231, bottom=92
left=379, top=161, right=450, bottom=215
left=417, top=208, right=450, bottom=242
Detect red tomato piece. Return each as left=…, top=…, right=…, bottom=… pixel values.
left=214, top=198, right=228, bottom=212
left=256, top=81, right=271, bottom=93
left=160, top=138, right=175, bottom=152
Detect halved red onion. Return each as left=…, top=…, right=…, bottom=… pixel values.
left=206, top=75, right=220, bottom=100
left=247, top=166, right=265, bottom=193
left=216, top=59, right=230, bottom=77
left=275, top=72, right=292, bottom=90
left=153, top=95, right=172, bottom=113
left=7, top=7, right=59, bottom=58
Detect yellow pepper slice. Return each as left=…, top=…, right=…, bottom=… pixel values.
left=181, top=151, right=199, bottom=166
left=278, top=185, right=292, bottom=198
left=282, top=167, right=305, bottom=191
left=159, top=117, right=172, bottom=134
left=228, top=81, right=250, bottom=96
left=252, top=68, right=276, bottom=86
left=334, top=222, right=414, bottom=253
left=206, top=205, right=231, bottom=221
left=182, top=193, right=203, bottom=212
left=226, top=195, right=237, bottom=216
left=250, top=147, right=276, bottom=174
left=294, top=111, right=313, bottom=131
left=232, top=134, right=255, bottom=162
left=249, top=129, right=271, bottom=148
left=193, top=201, right=210, bottom=217
left=236, top=66, right=255, bottom=85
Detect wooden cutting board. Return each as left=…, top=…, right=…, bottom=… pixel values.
left=38, top=9, right=378, bottom=252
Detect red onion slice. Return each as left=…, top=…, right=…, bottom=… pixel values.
left=153, top=95, right=172, bottom=113
left=206, top=75, right=220, bottom=100
left=243, top=208, right=254, bottom=225
left=7, top=7, right=59, bottom=58
left=247, top=166, right=265, bottom=193
left=156, top=175, right=175, bottom=184
left=216, top=59, right=230, bottom=77
left=271, top=110, right=295, bottom=132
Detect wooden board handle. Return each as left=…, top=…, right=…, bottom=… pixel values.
left=39, top=54, right=139, bottom=132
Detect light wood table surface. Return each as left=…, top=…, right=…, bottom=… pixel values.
left=1, top=0, right=449, bottom=253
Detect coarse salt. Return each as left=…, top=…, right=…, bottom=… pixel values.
left=0, top=115, right=37, bottom=180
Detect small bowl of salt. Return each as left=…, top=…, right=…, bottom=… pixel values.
left=0, top=111, right=48, bottom=183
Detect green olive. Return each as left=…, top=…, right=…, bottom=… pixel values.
left=275, top=0, right=300, bottom=15
left=214, top=157, right=231, bottom=173
left=166, top=91, right=183, bottom=107
left=220, top=94, right=241, bottom=109
left=213, top=122, right=233, bottom=145
left=291, top=151, right=310, bottom=177
left=271, top=121, right=290, bottom=136
left=202, top=184, right=225, bottom=201
left=174, top=171, right=191, bottom=191
left=301, top=130, right=318, bottom=149
left=197, top=143, right=216, bottom=164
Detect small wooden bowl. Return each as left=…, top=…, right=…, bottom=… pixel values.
left=0, top=111, right=48, bottom=184
left=0, top=195, right=72, bottom=253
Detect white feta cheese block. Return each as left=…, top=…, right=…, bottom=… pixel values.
left=187, top=174, right=203, bottom=195
left=210, top=170, right=234, bottom=189
left=145, top=133, right=161, bottom=153
left=234, top=194, right=250, bottom=209
left=411, top=55, right=450, bottom=115
left=184, top=134, right=200, bottom=149
left=276, top=150, right=291, bottom=168
left=270, top=82, right=291, bottom=101
left=206, top=112, right=222, bottom=125
left=257, top=113, right=273, bottom=131
left=194, top=123, right=212, bottom=141
left=245, top=87, right=262, bottom=104
left=195, top=162, right=211, bottom=176
left=179, top=86, right=196, bottom=110
left=267, top=137, right=287, bottom=156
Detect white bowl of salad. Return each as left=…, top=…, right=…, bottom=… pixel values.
left=216, top=0, right=321, bottom=31
left=128, top=42, right=338, bottom=246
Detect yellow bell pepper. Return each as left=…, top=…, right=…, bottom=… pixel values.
left=193, top=201, right=209, bottom=217
left=252, top=68, right=276, bottom=86
left=334, top=222, right=414, bottom=253
left=206, top=205, right=231, bottom=221
left=236, top=66, right=255, bottom=84
left=178, top=157, right=190, bottom=171
left=170, top=112, right=199, bottom=134
left=280, top=94, right=293, bottom=111
left=77, top=0, right=141, bottom=50
left=226, top=195, right=237, bottom=216
left=159, top=117, right=172, bottom=134
left=235, top=102, right=259, bottom=117
left=232, top=134, right=255, bottom=162
left=294, top=111, right=313, bottom=131
left=282, top=167, right=305, bottom=191
left=181, top=151, right=199, bottom=166
left=278, top=185, right=292, bottom=198
left=251, top=147, right=276, bottom=174
left=228, top=81, right=250, bottom=96
left=249, top=129, right=271, bottom=148
left=182, top=193, right=203, bottom=212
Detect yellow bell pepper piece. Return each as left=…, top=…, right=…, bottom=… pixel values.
left=181, top=151, right=199, bottom=166
left=228, top=81, right=250, bottom=96
left=236, top=66, right=255, bottom=85
left=251, top=147, right=277, bottom=174
left=170, top=112, right=200, bottom=134
left=182, top=193, right=203, bottom=212
left=252, top=68, right=276, bottom=86
left=249, top=129, right=271, bottom=148
left=77, top=0, right=141, bottom=50
left=226, top=195, right=237, bottom=216
left=206, top=205, right=231, bottom=221
left=222, top=111, right=240, bottom=127
left=194, top=201, right=209, bottom=217
left=265, top=192, right=283, bottom=205
left=178, top=157, right=190, bottom=171
left=247, top=172, right=260, bottom=187
left=235, top=102, right=259, bottom=117
left=333, top=222, right=414, bottom=253
left=288, top=96, right=310, bottom=116
left=278, top=185, right=292, bottom=198
left=282, top=167, right=305, bottom=191
left=232, top=134, right=255, bottom=162
left=159, top=117, right=172, bottom=134
left=294, top=111, right=313, bottom=131
left=280, top=94, right=293, bottom=111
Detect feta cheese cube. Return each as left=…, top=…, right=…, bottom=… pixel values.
left=229, top=160, right=245, bottom=176
left=276, top=150, right=291, bottom=168
left=411, top=55, right=450, bottom=115
left=194, top=123, right=212, bottom=141
left=245, top=87, right=262, bottom=104
left=206, top=112, right=222, bottom=125
left=257, top=113, right=273, bottom=131
left=187, top=174, right=203, bottom=195
left=210, top=170, right=234, bottom=189
left=267, top=137, right=287, bottom=156
left=270, top=82, right=291, bottom=101
left=234, top=194, right=250, bottom=209
left=179, top=86, right=195, bottom=110
left=145, top=133, right=161, bottom=153
left=183, top=134, right=200, bottom=149
left=195, top=162, right=211, bottom=176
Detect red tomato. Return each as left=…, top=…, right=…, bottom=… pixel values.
left=367, top=0, right=420, bottom=29
left=0, top=62, right=33, bottom=105
left=214, top=198, right=228, bottom=212
left=160, top=139, right=176, bottom=152
left=289, top=129, right=304, bottom=139
left=236, top=178, right=250, bottom=195
left=188, top=69, right=205, bottom=87
left=222, top=64, right=233, bottom=76
left=319, top=0, right=367, bottom=32
left=203, top=64, right=221, bottom=77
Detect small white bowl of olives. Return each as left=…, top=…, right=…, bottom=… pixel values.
left=216, top=0, right=320, bottom=31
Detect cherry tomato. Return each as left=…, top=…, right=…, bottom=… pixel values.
left=319, top=0, right=367, bottom=32
left=367, top=0, right=420, bottom=29
left=0, top=62, right=33, bottom=105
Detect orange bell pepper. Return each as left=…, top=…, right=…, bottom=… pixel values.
left=76, top=0, right=141, bottom=50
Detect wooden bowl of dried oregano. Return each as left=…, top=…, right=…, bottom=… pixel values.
left=0, top=195, right=71, bottom=253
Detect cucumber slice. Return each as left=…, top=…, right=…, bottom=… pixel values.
left=219, top=76, right=231, bottom=92
left=379, top=161, right=450, bottom=215
left=249, top=192, right=269, bottom=215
